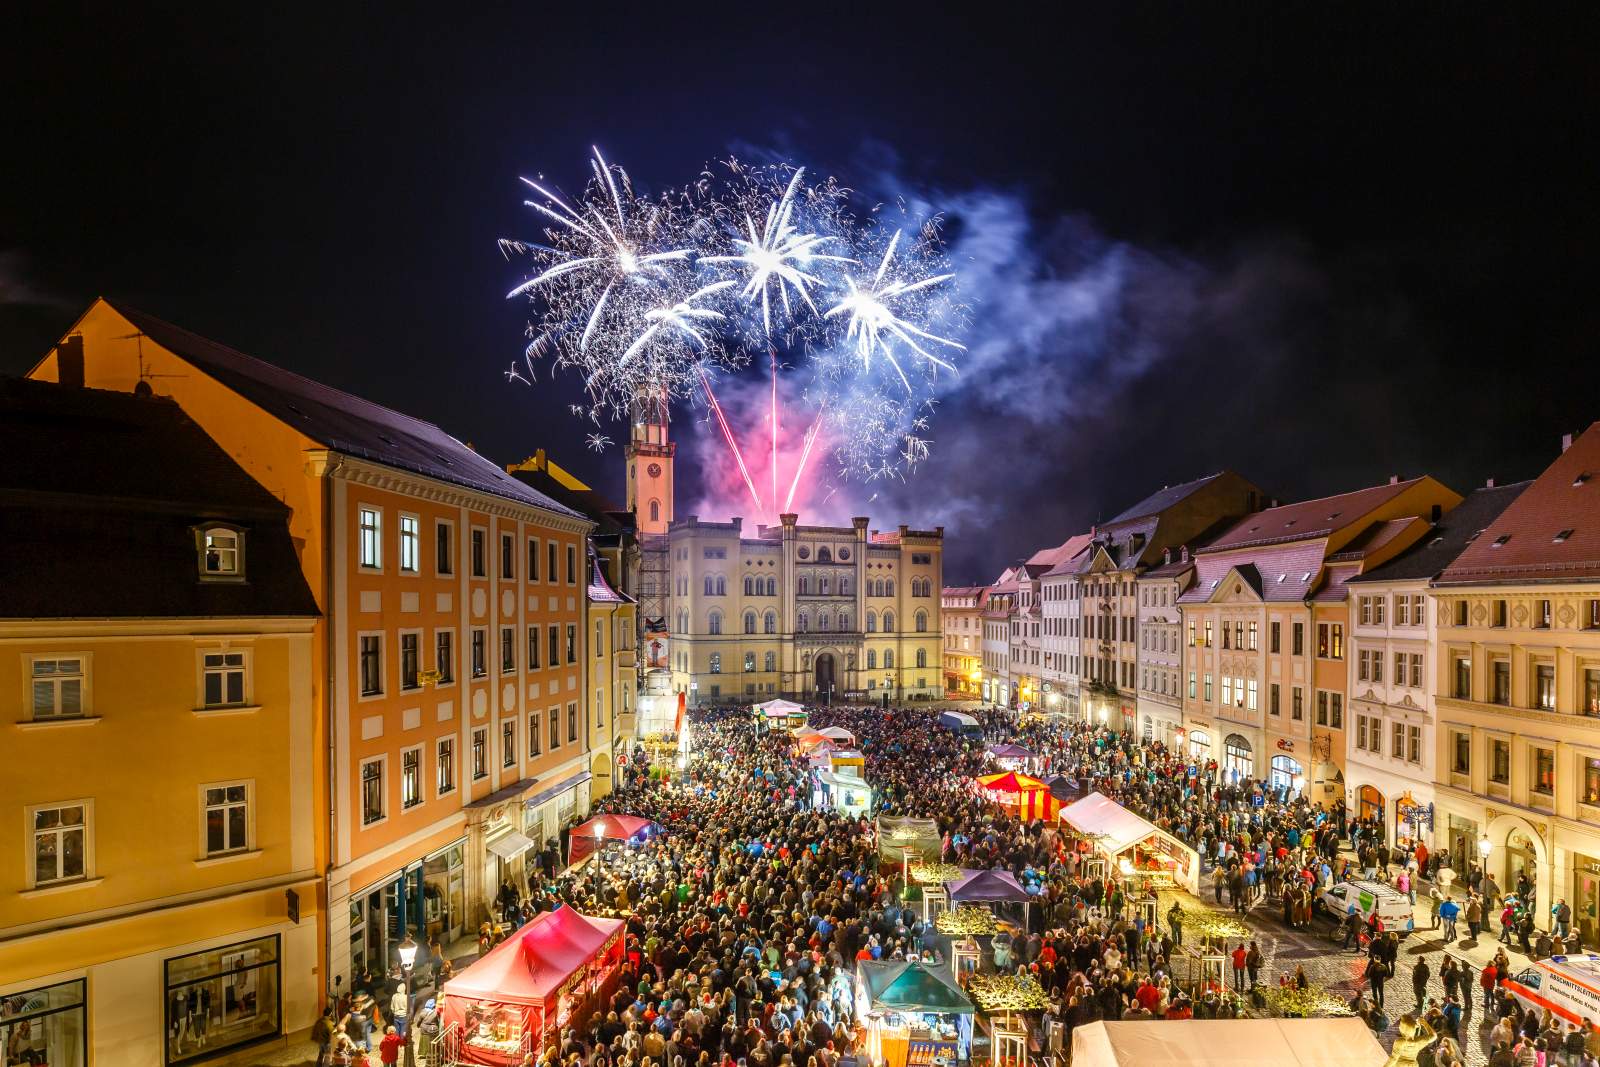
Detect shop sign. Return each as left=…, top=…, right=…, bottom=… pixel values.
left=1398, top=799, right=1435, bottom=831
left=1276, top=738, right=1294, bottom=751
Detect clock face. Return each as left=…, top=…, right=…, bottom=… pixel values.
left=647, top=463, right=662, bottom=478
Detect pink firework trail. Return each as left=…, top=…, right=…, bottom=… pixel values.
left=784, top=407, right=826, bottom=513
left=769, top=351, right=779, bottom=511
left=699, top=371, right=764, bottom=512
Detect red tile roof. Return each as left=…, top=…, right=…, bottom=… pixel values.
left=1179, top=541, right=1330, bottom=604
left=1437, top=422, right=1600, bottom=585
left=1202, top=478, right=1429, bottom=553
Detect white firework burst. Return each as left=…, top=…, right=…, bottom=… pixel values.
left=824, top=229, right=965, bottom=393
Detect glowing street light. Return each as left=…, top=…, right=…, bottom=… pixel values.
left=398, top=934, right=418, bottom=971
left=1479, top=835, right=1493, bottom=858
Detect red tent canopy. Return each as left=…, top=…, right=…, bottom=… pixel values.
left=445, top=907, right=626, bottom=1005
left=572, top=814, right=654, bottom=841
left=975, top=771, right=1049, bottom=793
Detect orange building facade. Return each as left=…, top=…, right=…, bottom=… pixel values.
left=30, top=299, right=596, bottom=994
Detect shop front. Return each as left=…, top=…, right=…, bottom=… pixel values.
left=1446, top=813, right=1479, bottom=880
left=1268, top=754, right=1304, bottom=795
left=349, top=838, right=468, bottom=978
left=163, top=935, right=282, bottom=1065
left=1222, top=734, right=1254, bottom=780
left=0, top=978, right=86, bottom=1067
left=1186, top=728, right=1211, bottom=764
left=1572, top=853, right=1600, bottom=949
left=1357, top=785, right=1386, bottom=830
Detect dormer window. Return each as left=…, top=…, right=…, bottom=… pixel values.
left=1491, top=535, right=1511, bottom=549
left=199, top=526, right=245, bottom=579
left=1555, top=529, right=1575, bottom=543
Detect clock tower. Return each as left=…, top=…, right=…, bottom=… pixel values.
left=626, top=390, right=674, bottom=535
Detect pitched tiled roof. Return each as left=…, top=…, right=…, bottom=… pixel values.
left=1351, top=482, right=1533, bottom=584
left=105, top=301, right=581, bottom=520
left=1179, top=541, right=1329, bottom=604
left=1105, top=472, right=1230, bottom=524
left=1438, top=424, right=1600, bottom=584
left=1041, top=533, right=1097, bottom=577
left=587, top=554, right=632, bottom=605
left=1202, top=478, right=1429, bottom=553
left=0, top=377, right=319, bottom=619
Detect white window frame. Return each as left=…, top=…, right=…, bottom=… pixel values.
left=435, top=735, right=456, bottom=798
left=433, top=627, right=457, bottom=688
left=500, top=625, right=517, bottom=676
left=199, top=524, right=246, bottom=580
left=527, top=536, right=541, bottom=583
left=501, top=716, right=517, bottom=769
left=359, top=755, right=388, bottom=827
left=435, top=518, right=456, bottom=577
left=197, top=646, right=253, bottom=710
left=358, top=505, right=383, bottom=571
left=469, top=525, right=488, bottom=579
left=394, top=629, right=421, bottom=692
left=358, top=631, right=385, bottom=700
left=26, top=798, right=95, bottom=889
left=199, top=779, right=254, bottom=858
left=471, top=726, right=489, bottom=779
left=399, top=513, right=421, bottom=575
left=26, top=652, right=92, bottom=721
left=400, top=744, right=424, bottom=810
left=500, top=529, right=516, bottom=581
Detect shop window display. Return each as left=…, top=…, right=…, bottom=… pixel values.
left=164, top=935, right=281, bottom=1065
left=1, top=979, right=86, bottom=1067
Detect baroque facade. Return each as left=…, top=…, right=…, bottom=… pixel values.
left=666, top=515, right=945, bottom=703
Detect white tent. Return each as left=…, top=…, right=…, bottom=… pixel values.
left=756, top=698, right=806, bottom=717
left=815, top=726, right=856, bottom=744
left=1058, top=791, right=1200, bottom=894
left=1070, top=1019, right=1385, bottom=1067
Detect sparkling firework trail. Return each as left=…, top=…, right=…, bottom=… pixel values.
left=769, top=351, right=779, bottom=509
left=698, top=370, right=763, bottom=512
left=784, top=407, right=826, bottom=513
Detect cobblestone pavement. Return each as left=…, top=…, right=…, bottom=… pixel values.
left=1219, top=871, right=1542, bottom=1067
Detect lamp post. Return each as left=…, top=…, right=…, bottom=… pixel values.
left=398, top=934, right=418, bottom=984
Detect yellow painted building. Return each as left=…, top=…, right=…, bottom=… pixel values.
left=27, top=300, right=596, bottom=999
left=508, top=452, right=639, bottom=800
left=0, top=377, right=321, bottom=1066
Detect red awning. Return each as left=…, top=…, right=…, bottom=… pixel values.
left=571, top=814, right=654, bottom=842
left=443, top=907, right=626, bottom=1006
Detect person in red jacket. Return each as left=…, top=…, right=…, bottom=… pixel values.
left=1231, top=944, right=1249, bottom=992
left=377, top=1025, right=403, bottom=1066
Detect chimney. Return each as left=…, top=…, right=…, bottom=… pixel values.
left=1486, top=477, right=1495, bottom=488
left=57, top=335, right=85, bottom=389
left=1389, top=475, right=1399, bottom=485
left=1180, top=545, right=1189, bottom=563
left=1563, top=432, right=1575, bottom=453
left=1162, top=547, right=1172, bottom=565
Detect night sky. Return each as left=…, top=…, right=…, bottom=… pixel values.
left=5, top=8, right=1598, bottom=581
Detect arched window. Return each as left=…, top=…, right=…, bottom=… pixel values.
left=867, top=650, right=877, bottom=669
left=886, top=578, right=895, bottom=597
left=797, top=612, right=809, bottom=633
left=916, top=648, right=927, bottom=668
left=873, top=579, right=884, bottom=597
left=764, top=651, right=776, bottom=671
left=677, top=611, right=688, bottom=634
left=708, top=611, right=722, bottom=635
left=764, top=611, right=776, bottom=634
left=648, top=499, right=660, bottom=523
left=704, top=576, right=715, bottom=596
left=715, top=576, right=725, bottom=596
left=820, top=576, right=830, bottom=594
left=839, top=578, right=850, bottom=595
left=743, top=576, right=753, bottom=595
left=765, top=577, right=776, bottom=596
left=798, top=576, right=810, bottom=595
left=818, top=547, right=832, bottom=563
left=744, top=652, right=756, bottom=672
left=201, top=526, right=243, bottom=576
left=884, top=650, right=895, bottom=669
left=709, top=652, right=721, bottom=674
left=818, top=612, right=830, bottom=631
left=744, top=612, right=756, bottom=634
left=839, top=612, right=851, bottom=631
left=915, top=610, right=928, bottom=633
left=866, top=611, right=877, bottom=633
left=884, top=611, right=896, bottom=632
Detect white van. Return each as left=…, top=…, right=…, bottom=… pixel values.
left=1319, top=879, right=1416, bottom=936
left=1503, top=955, right=1600, bottom=1031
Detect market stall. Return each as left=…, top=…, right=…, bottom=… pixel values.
left=439, top=907, right=625, bottom=1065
left=814, top=725, right=857, bottom=745
left=947, top=868, right=1034, bottom=941
left=974, top=771, right=1060, bottom=822
left=1068, top=1019, right=1385, bottom=1067
left=937, top=711, right=982, bottom=737
left=813, top=770, right=873, bottom=816
left=565, top=814, right=656, bottom=867
left=856, top=960, right=975, bottom=1067
left=984, top=743, right=1035, bottom=771
left=755, top=697, right=808, bottom=730
left=1058, top=792, right=1200, bottom=894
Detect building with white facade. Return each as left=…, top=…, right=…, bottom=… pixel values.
left=1136, top=546, right=1196, bottom=748
left=1343, top=483, right=1529, bottom=844
left=981, top=570, right=1018, bottom=707
left=942, top=585, right=987, bottom=697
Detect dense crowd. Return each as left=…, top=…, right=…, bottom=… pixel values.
left=316, top=704, right=1598, bottom=1067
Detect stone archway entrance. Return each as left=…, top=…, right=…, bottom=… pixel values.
left=815, top=652, right=836, bottom=701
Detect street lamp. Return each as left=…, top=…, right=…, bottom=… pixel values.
left=398, top=934, right=418, bottom=973
left=1478, top=835, right=1493, bottom=859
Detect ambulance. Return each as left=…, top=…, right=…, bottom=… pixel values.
left=1503, top=955, right=1600, bottom=1031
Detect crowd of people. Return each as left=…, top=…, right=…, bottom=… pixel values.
left=312, top=702, right=1599, bottom=1067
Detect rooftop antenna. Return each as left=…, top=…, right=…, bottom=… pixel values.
left=112, top=330, right=184, bottom=387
